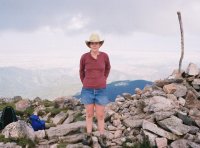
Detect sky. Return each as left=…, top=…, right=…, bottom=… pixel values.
left=0, top=0, right=200, bottom=81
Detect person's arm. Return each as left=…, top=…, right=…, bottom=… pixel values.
left=79, top=55, right=85, bottom=83
left=104, top=53, right=111, bottom=78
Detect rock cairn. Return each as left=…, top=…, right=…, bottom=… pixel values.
left=0, top=62, right=200, bottom=148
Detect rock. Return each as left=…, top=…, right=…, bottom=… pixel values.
left=192, top=79, right=200, bottom=89
left=122, top=93, right=132, bottom=100
left=177, top=111, right=196, bottom=126
left=144, top=96, right=174, bottom=112
left=151, top=90, right=166, bottom=97
left=54, top=97, right=65, bottom=108
left=59, top=133, right=85, bottom=143
left=123, top=119, right=143, bottom=128
left=154, top=79, right=184, bottom=87
left=66, top=143, right=91, bottom=148
left=63, top=97, right=81, bottom=110
left=174, top=84, right=187, bottom=97
left=143, top=130, right=158, bottom=146
left=46, top=121, right=86, bottom=139
left=155, top=137, right=168, bottom=148
left=194, top=133, right=200, bottom=144
left=114, top=130, right=122, bottom=138
left=186, top=63, right=199, bottom=76
left=178, top=97, right=186, bottom=106
left=2, top=120, right=35, bottom=141
left=92, top=136, right=101, bottom=148
left=0, top=142, right=22, bottom=148
left=171, top=139, right=200, bottom=148
left=154, top=111, right=175, bottom=121
left=13, top=96, right=23, bottom=102
left=63, top=110, right=75, bottom=124
left=158, top=116, right=191, bottom=136
left=142, top=120, right=178, bottom=140
left=135, top=88, right=143, bottom=95
left=185, top=90, right=200, bottom=109
left=15, top=99, right=31, bottom=111
left=112, top=119, right=122, bottom=127
left=189, top=108, right=200, bottom=117
left=189, top=126, right=199, bottom=135
left=51, top=111, right=68, bottom=125
left=168, top=69, right=184, bottom=79
left=35, top=130, right=46, bottom=140
left=163, top=83, right=177, bottom=94
left=115, top=96, right=126, bottom=102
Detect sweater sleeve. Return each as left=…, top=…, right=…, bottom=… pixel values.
left=104, top=53, right=111, bottom=78
left=79, top=55, right=85, bottom=83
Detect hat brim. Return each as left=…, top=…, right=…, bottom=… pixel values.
left=85, top=40, right=104, bottom=48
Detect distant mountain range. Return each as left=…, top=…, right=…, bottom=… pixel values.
left=0, top=67, right=152, bottom=99
left=74, top=80, right=153, bottom=101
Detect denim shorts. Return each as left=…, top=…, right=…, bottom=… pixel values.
left=80, top=87, right=110, bottom=106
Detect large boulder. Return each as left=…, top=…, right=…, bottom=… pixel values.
left=51, top=111, right=68, bottom=125
left=186, top=63, right=199, bottom=76
left=144, top=96, right=175, bottom=112
left=142, top=120, right=178, bottom=140
left=15, top=99, right=31, bottom=111
left=2, top=120, right=35, bottom=141
left=46, top=121, right=86, bottom=139
left=158, top=116, right=191, bottom=136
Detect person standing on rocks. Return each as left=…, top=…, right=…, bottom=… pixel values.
left=79, top=33, right=111, bottom=147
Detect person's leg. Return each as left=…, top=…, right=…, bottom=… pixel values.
left=85, top=104, right=95, bottom=133
left=95, top=104, right=105, bottom=135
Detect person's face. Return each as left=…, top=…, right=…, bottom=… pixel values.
left=89, top=42, right=101, bottom=51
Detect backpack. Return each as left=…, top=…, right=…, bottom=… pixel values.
left=0, top=106, right=18, bottom=130
left=29, top=114, right=45, bottom=131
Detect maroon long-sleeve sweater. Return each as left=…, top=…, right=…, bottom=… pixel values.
left=79, top=51, right=111, bottom=89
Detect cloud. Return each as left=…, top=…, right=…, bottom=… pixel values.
left=1, top=0, right=200, bottom=35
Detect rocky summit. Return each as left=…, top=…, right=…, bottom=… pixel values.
left=0, top=62, right=200, bottom=148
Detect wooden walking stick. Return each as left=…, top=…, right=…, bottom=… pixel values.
left=177, top=11, right=184, bottom=74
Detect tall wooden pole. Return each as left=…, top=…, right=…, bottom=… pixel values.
left=177, top=11, right=184, bottom=73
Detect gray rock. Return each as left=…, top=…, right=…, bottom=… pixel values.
left=155, top=137, right=168, bottom=148
left=158, top=116, right=191, bottom=136
left=178, top=97, right=186, bottom=106
left=123, top=119, right=143, bottom=128
left=59, top=133, right=85, bottom=143
left=114, top=130, right=123, bottom=138
left=46, top=121, right=86, bottom=139
left=151, top=90, right=166, bottom=97
left=35, top=130, right=46, bottom=140
left=177, top=111, right=197, bottom=126
left=143, top=130, right=157, bottom=146
left=144, top=96, right=174, bottom=112
left=171, top=139, right=200, bottom=148
left=115, top=96, right=126, bottom=102
left=2, top=120, right=35, bottom=141
left=0, top=142, right=22, bottom=148
left=122, top=93, right=132, bottom=100
left=186, top=63, right=199, bottom=76
left=15, top=99, right=31, bottom=111
left=142, top=120, right=178, bottom=140
left=63, top=110, right=75, bottom=124
left=192, top=79, right=200, bottom=89
left=66, top=143, right=91, bottom=148
left=92, top=136, right=101, bottom=148
left=51, top=111, right=67, bottom=125
left=174, top=84, right=187, bottom=97
left=154, top=111, right=175, bottom=121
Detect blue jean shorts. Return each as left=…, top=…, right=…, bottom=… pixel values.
left=80, top=87, right=110, bottom=106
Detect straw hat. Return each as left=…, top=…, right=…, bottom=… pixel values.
left=85, top=33, right=104, bottom=48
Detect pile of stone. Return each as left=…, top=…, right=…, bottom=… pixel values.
left=0, top=63, right=200, bottom=148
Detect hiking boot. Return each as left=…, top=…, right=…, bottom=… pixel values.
left=82, top=133, right=93, bottom=146
left=98, top=134, right=107, bottom=148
